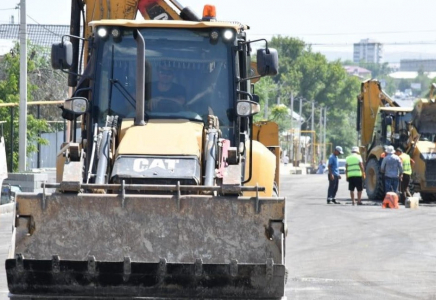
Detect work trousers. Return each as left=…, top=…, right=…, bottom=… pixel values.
left=384, top=176, right=399, bottom=194
left=400, top=173, right=411, bottom=203
left=327, top=175, right=339, bottom=199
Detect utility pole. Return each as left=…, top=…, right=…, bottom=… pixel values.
left=311, top=100, right=315, bottom=165
left=290, top=92, right=294, bottom=164
left=18, top=0, right=27, bottom=172
left=323, top=107, right=327, bottom=162
left=298, top=97, right=302, bottom=166
left=319, top=106, right=323, bottom=162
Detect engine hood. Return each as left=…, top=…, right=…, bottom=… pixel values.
left=117, top=119, right=203, bottom=157
left=415, top=141, right=436, bottom=160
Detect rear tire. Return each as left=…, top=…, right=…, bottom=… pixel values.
left=365, top=158, right=385, bottom=200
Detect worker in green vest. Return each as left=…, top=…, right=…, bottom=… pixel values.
left=395, top=147, right=415, bottom=204
left=345, top=146, right=366, bottom=205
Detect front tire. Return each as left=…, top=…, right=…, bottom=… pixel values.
left=365, top=158, right=385, bottom=200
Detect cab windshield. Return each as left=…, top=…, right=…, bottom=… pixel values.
left=93, top=27, right=235, bottom=136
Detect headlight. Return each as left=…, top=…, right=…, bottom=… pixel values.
left=210, top=30, right=219, bottom=40
left=236, top=100, right=260, bottom=117
left=111, top=28, right=122, bottom=42
left=111, top=28, right=121, bottom=39
left=223, top=29, right=234, bottom=40
left=97, top=27, right=108, bottom=38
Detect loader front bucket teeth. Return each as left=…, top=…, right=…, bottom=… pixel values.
left=6, top=258, right=286, bottom=299
left=7, top=191, right=286, bottom=299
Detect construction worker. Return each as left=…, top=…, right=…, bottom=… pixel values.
left=396, top=147, right=415, bottom=204
left=327, top=146, right=343, bottom=204
left=381, top=145, right=403, bottom=194
left=345, top=146, right=366, bottom=205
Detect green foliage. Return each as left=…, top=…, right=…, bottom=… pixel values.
left=359, top=61, right=391, bottom=78
left=253, top=76, right=278, bottom=121
left=398, top=78, right=411, bottom=91
left=415, top=75, right=434, bottom=97
left=270, top=104, right=291, bottom=132
left=254, top=36, right=361, bottom=160
left=0, top=41, right=55, bottom=171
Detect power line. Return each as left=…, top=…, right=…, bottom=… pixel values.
left=308, top=41, right=436, bottom=47
left=249, top=29, right=436, bottom=37
left=26, top=14, right=62, bottom=37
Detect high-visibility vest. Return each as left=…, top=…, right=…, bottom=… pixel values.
left=400, top=153, right=412, bottom=175
left=346, top=153, right=362, bottom=177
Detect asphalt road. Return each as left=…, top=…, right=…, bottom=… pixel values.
left=0, top=172, right=435, bottom=299
left=282, top=172, right=436, bottom=300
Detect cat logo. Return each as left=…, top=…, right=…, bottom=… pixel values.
left=133, top=159, right=180, bottom=172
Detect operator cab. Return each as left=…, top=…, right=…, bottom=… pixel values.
left=91, top=26, right=238, bottom=139
left=374, top=107, right=413, bottom=150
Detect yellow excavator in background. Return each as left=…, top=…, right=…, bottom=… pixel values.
left=6, top=1, right=286, bottom=299
left=358, top=79, right=436, bottom=202
left=357, top=79, right=413, bottom=200
left=408, top=83, right=436, bottom=202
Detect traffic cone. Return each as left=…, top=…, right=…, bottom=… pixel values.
left=382, top=192, right=399, bottom=209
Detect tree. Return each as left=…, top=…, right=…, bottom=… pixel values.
left=270, top=104, right=291, bottom=132
left=0, top=41, right=67, bottom=171
left=264, top=36, right=361, bottom=157
left=253, top=76, right=279, bottom=122
left=359, top=61, right=391, bottom=79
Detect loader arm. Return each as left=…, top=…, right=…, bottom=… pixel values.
left=357, top=79, right=401, bottom=147
left=82, top=0, right=195, bottom=40
left=72, top=0, right=195, bottom=82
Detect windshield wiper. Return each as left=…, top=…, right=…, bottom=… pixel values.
left=109, top=79, right=136, bottom=108
left=108, top=45, right=141, bottom=116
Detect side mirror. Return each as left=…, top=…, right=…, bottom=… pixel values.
left=257, top=48, right=278, bottom=77
left=59, top=97, right=89, bottom=120
left=51, top=41, right=73, bottom=70
left=236, top=100, right=260, bottom=117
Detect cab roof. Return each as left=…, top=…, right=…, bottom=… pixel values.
left=89, top=19, right=247, bottom=32
left=379, top=106, right=413, bottom=112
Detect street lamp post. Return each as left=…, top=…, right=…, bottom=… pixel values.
left=18, top=0, right=27, bottom=172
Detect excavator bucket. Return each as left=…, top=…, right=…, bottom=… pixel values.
left=6, top=191, right=286, bottom=299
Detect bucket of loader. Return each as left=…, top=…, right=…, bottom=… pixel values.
left=6, top=186, right=286, bottom=299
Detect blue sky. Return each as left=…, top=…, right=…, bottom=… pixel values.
left=1, top=0, right=435, bottom=60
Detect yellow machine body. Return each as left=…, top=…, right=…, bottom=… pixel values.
left=7, top=1, right=286, bottom=299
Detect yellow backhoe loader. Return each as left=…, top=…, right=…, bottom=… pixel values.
left=357, top=79, right=413, bottom=200
left=6, top=1, right=286, bottom=299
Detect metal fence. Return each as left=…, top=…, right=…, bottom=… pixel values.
left=0, top=101, right=74, bottom=171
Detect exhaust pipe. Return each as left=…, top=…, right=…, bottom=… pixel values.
left=134, top=29, right=146, bottom=126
